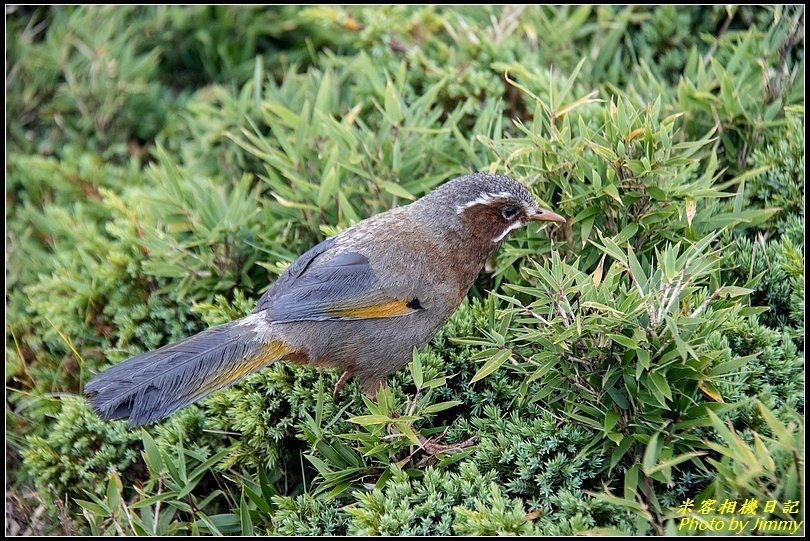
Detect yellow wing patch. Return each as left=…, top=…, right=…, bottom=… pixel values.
left=330, top=299, right=415, bottom=319
left=196, top=340, right=293, bottom=396
left=246, top=340, right=294, bottom=372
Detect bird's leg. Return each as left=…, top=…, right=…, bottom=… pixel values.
left=360, top=377, right=386, bottom=401
left=361, top=378, right=476, bottom=455
left=333, top=369, right=353, bottom=403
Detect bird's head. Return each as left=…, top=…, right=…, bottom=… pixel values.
left=413, top=172, right=565, bottom=245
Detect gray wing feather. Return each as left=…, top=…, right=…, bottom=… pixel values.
left=254, top=237, right=337, bottom=313
left=85, top=321, right=265, bottom=427
left=255, top=241, right=406, bottom=322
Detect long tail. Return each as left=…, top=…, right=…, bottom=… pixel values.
left=85, top=314, right=292, bottom=428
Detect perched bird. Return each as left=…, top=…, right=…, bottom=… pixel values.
left=85, top=172, right=566, bottom=428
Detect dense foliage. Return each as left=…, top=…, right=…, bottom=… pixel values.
left=6, top=5, right=804, bottom=535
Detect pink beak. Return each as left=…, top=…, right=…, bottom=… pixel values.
left=528, top=207, right=566, bottom=224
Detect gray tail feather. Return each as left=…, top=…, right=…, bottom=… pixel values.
left=84, top=318, right=281, bottom=428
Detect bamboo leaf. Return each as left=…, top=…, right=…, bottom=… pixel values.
left=470, top=348, right=512, bottom=384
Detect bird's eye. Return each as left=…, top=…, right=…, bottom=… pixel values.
left=500, top=205, right=520, bottom=221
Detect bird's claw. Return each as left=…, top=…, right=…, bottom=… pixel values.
left=417, top=426, right=477, bottom=455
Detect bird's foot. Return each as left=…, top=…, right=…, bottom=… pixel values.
left=387, top=412, right=475, bottom=454
left=416, top=426, right=477, bottom=455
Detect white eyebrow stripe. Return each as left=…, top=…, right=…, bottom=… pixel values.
left=492, top=220, right=524, bottom=243
left=454, top=191, right=513, bottom=214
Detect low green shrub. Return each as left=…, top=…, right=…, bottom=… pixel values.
left=6, top=5, right=803, bottom=535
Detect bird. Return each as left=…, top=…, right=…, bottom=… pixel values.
left=85, top=172, right=566, bottom=428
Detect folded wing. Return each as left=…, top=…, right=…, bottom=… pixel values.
left=255, top=240, right=419, bottom=322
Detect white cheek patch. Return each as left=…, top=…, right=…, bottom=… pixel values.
left=492, top=220, right=525, bottom=243
left=454, top=191, right=513, bottom=214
